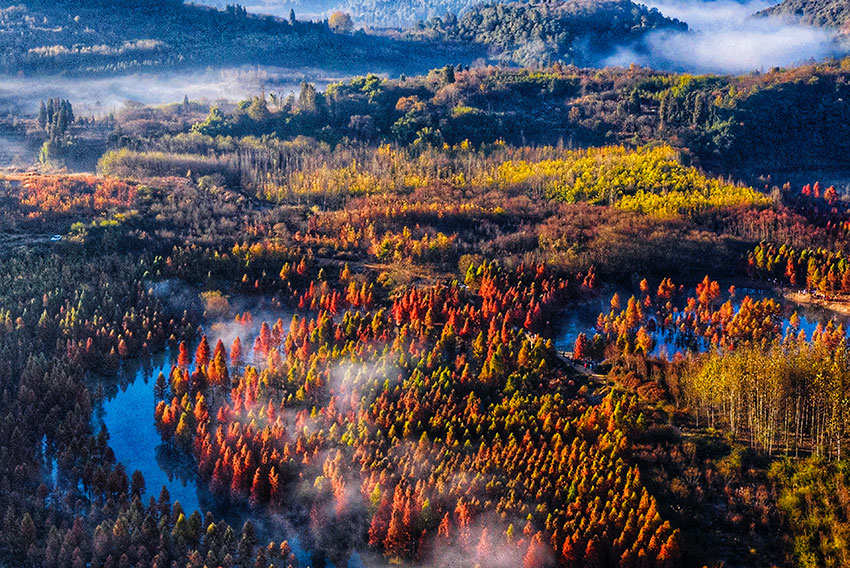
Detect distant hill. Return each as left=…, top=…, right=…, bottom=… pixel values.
left=0, top=0, right=467, bottom=76
left=409, top=0, right=687, bottom=67
left=323, top=0, right=488, bottom=27
left=201, top=0, right=492, bottom=28
left=755, top=0, right=850, bottom=28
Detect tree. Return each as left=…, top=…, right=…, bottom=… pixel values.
left=38, top=101, right=47, bottom=129
left=250, top=468, right=267, bottom=506
left=238, top=521, right=258, bottom=562
left=523, top=532, right=553, bottom=568
left=442, top=64, right=455, bottom=85
left=329, top=11, right=354, bottom=33
left=383, top=507, right=409, bottom=560
left=574, top=333, right=588, bottom=360
left=195, top=335, right=211, bottom=368
left=131, top=470, right=146, bottom=498
left=657, top=530, right=682, bottom=568
left=231, top=337, right=243, bottom=368
left=154, top=372, right=168, bottom=399
left=19, top=513, right=35, bottom=554
left=245, top=96, right=270, bottom=123
left=177, top=341, right=190, bottom=369
left=476, top=527, right=491, bottom=559
left=192, top=107, right=230, bottom=137
left=369, top=497, right=391, bottom=548
left=174, top=413, right=193, bottom=448
left=209, top=339, right=229, bottom=386
left=611, top=292, right=621, bottom=311
left=298, top=83, right=320, bottom=114
left=635, top=326, right=654, bottom=355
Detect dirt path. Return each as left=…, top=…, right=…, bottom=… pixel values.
left=553, top=349, right=611, bottom=400
left=783, top=290, right=850, bottom=317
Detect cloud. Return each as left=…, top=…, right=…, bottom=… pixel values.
left=605, top=0, right=843, bottom=74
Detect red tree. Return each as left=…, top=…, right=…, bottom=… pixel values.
left=195, top=335, right=211, bottom=368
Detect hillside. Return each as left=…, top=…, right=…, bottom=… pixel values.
left=0, top=0, right=466, bottom=76
left=337, top=0, right=487, bottom=27
left=755, top=0, right=850, bottom=28
left=201, top=0, right=492, bottom=28
left=139, top=60, right=850, bottom=175
left=410, top=0, right=687, bottom=67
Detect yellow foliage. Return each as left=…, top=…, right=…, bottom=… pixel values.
left=494, top=145, right=771, bottom=214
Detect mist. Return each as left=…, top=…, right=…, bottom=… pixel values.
left=0, top=133, right=31, bottom=167
left=238, top=0, right=334, bottom=21
left=607, top=0, right=843, bottom=73
left=0, top=65, right=344, bottom=117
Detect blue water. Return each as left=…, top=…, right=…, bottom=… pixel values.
left=97, top=285, right=837, bottom=568
left=554, top=285, right=848, bottom=358
left=102, top=351, right=204, bottom=511
left=96, top=316, right=366, bottom=568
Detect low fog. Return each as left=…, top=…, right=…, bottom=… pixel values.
left=0, top=66, right=343, bottom=117
left=239, top=1, right=332, bottom=20
left=607, top=0, right=843, bottom=73
left=0, top=1, right=842, bottom=122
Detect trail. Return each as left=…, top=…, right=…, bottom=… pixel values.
left=546, top=345, right=612, bottom=404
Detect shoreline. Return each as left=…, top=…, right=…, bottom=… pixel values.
left=783, top=289, right=850, bottom=317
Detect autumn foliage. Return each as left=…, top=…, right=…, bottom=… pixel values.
left=154, top=264, right=682, bottom=566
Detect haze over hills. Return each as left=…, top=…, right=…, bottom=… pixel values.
left=203, top=0, right=850, bottom=33
left=0, top=0, right=846, bottom=82
left=605, top=0, right=844, bottom=72
left=202, top=0, right=492, bottom=27
left=0, top=0, right=468, bottom=76
left=205, top=0, right=849, bottom=73
left=410, top=0, right=687, bottom=67
left=0, top=0, right=688, bottom=75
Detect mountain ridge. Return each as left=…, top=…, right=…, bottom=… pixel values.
left=755, top=0, right=850, bottom=29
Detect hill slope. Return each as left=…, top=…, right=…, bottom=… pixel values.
left=0, top=0, right=465, bottom=76
left=200, top=0, right=492, bottom=28
left=755, top=0, right=850, bottom=28
left=410, top=0, right=687, bottom=67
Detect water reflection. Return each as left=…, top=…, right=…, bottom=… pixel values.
left=96, top=316, right=366, bottom=567
left=554, top=283, right=850, bottom=358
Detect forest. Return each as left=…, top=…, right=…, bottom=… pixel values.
left=756, top=0, right=850, bottom=28
left=410, top=0, right=686, bottom=67
left=0, top=0, right=467, bottom=76
left=48, top=59, right=847, bottom=179
left=0, top=98, right=847, bottom=567
left=5, top=1, right=850, bottom=568
left=0, top=0, right=686, bottom=77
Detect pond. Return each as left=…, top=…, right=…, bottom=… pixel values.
left=96, top=281, right=840, bottom=567
left=98, top=350, right=204, bottom=513
left=94, top=309, right=366, bottom=568
left=553, top=283, right=850, bottom=358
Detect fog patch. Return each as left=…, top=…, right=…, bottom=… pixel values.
left=147, top=279, right=200, bottom=316
left=427, top=517, right=528, bottom=568
left=240, top=1, right=333, bottom=21
left=0, top=133, right=34, bottom=168
left=606, top=0, right=843, bottom=73
left=0, top=66, right=343, bottom=117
